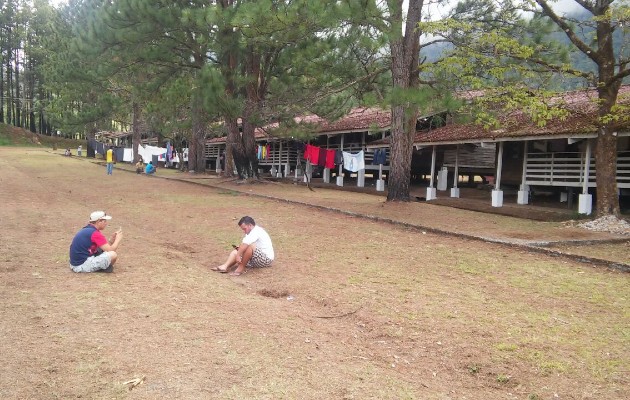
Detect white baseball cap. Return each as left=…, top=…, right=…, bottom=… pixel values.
left=89, top=211, right=112, bottom=222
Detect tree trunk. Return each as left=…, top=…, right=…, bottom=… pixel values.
left=241, top=100, right=260, bottom=179
left=189, top=97, right=208, bottom=173
left=593, top=7, right=621, bottom=218
left=132, top=102, right=141, bottom=162
left=594, top=85, right=620, bottom=217
left=386, top=0, right=423, bottom=202
left=223, top=118, right=239, bottom=177
left=14, top=48, right=21, bottom=128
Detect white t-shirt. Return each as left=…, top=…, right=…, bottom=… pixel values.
left=242, top=225, right=274, bottom=260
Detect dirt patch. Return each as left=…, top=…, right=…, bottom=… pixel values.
left=257, top=288, right=291, bottom=299
left=1, top=148, right=628, bottom=399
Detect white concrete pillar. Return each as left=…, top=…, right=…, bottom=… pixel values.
left=376, top=163, right=385, bottom=191
left=517, top=187, right=529, bottom=205
left=426, top=187, right=437, bottom=201
left=578, top=194, right=592, bottom=215
left=451, top=145, right=459, bottom=198
left=323, top=168, right=330, bottom=183
left=492, top=189, right=504, bottom=207
left=336, top=176, right=344, bottom=186
left=517, top=141, right=529, bottom=204
left=437, top=167, right=448, bottom=191
left=284, top=163, right=290, bottom=177
left=492, top=142, right=504, bottom=208
left=357, top=169, right=365, bottom=187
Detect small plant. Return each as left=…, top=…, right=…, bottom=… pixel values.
left=496, top=374, right=511, bottom=383
left=467, top=364, right=480, bottom=374
left=496, top=343, right=518, bottom=352
left=528, top=394, right=541, bottom=400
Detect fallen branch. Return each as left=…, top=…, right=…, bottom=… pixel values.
left=123, top=376, right=145, bottom=390
left=313, top=306, right=362, bottom=319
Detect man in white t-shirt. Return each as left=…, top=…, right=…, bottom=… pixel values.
left=212, top=216, right=274, bottom=276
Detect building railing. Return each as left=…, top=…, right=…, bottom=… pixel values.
left=526, top=151, right=630, bottom=188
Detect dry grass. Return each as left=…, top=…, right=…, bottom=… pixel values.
left=0, top=148, right=628, bottom=399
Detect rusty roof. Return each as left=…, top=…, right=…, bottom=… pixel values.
left=315, top=107, right=390, bottom=134
left=206, top=108, right=391, bottom=144
left=413, top=85, right=630, bottom=145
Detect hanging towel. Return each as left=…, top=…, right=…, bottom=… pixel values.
left=342, top=150, right=365, bottom=172
left=325, top=149, right=335, bottom=169
left=318, top=147, right=327, bottom=167
left=308, top=145, right=320, bottom=165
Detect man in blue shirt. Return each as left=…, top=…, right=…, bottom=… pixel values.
left=69, top=211, right=123, bottom=273
left=145, top=161, right=156, bottom=175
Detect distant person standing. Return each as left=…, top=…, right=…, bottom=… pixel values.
left=106, top=147, right=114, bottom=175
left=77, top=145, right=82, bottom=157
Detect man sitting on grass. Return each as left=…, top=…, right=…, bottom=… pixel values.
left=69, top=211, right=123, bottom=273
left=212, top=216, right=274, bottom=276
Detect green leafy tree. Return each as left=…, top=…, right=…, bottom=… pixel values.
left=424, top=0, right=629, bottom=217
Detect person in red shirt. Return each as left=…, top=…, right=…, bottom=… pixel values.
left=69, top=211, right=123, bottom=273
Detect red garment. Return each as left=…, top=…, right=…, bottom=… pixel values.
left=325, top=149, right=335, bottom=169
left=308, top=145, right=320, bottom=164
left=303, top=144, right=310, bottom=160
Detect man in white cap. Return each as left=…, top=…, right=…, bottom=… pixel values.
left=69, top=211, right=123, bottom=273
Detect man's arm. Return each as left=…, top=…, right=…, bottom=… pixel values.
left=101, top=228, right=123, bottom=252
left=236, top=242, right=250, bottom=263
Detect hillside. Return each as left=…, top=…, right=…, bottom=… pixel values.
left=0, top=123, right=85, bottom=149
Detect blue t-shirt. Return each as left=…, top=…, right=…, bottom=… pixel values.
left=69, top=225, right=107, bottom=266
left=145, top=164, right=155, bottom=174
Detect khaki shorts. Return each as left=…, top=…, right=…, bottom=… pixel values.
left=71, top=253, right=111, bottom=273
left=246, top=247, right=273, bottom=268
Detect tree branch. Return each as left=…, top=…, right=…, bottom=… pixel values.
left=534, top=0, right=599, bottom=64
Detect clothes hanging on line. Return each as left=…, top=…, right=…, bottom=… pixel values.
left=304, top=144, right=320, bottom=165
left=334, top=150, right=343, bottom=165
left=372, top=148, right=387, bottom=165
left=317, top=147, right=327, bottom=167
left=342, top=150, right=365, bottom=172
left=325, top=149, right=335, bottom=169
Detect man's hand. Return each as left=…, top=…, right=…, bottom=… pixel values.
left=109, top=228, right=123, bottom=246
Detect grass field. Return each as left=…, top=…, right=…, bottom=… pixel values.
left=0, top=147, right=628, bottom=399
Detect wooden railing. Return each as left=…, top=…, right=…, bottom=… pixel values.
left=526, top=151, right=630, bottom=188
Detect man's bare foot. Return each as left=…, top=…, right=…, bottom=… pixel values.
left=229, top=268, right=246, bottom=276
